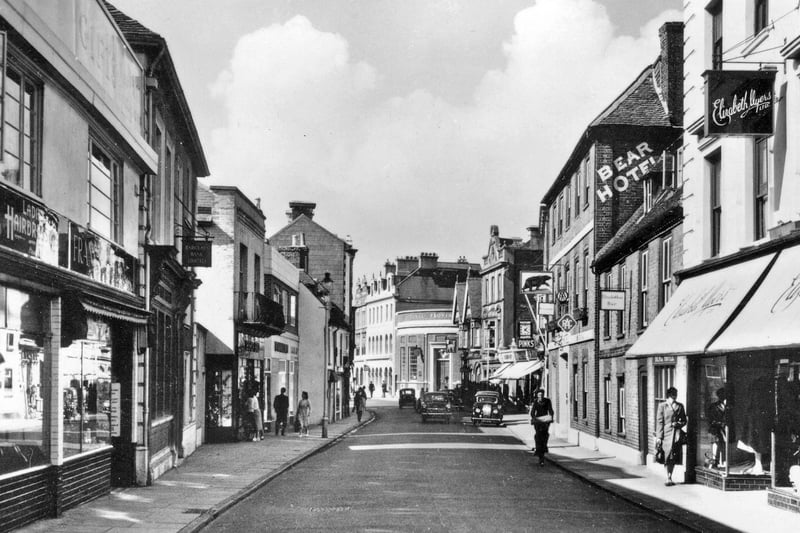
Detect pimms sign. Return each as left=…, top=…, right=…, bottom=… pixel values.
left=704, top=70, right=775, bottom=137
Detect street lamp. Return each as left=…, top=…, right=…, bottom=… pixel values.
left=320, top=272, right=334, bottom=438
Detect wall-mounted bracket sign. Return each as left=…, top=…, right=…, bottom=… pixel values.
left=183, top=239, right=212, bottom=267
left=704, top=69, right=775, bottom=137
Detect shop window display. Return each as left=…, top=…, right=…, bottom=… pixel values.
left=62, top=316, right=113, bottom=457
left=0, top=286, right=48, bottom=475
left=776, top=357, right=800, bottom=491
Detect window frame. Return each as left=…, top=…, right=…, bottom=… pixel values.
left=709, top=152, right=722, bottom=257
left=603, top=376, right=611, bottom=431
left=617, top=375, right=626, bottom=434
left=87, top=137, right=122, bottom=243
left=754, top=0, right=769, bottom=35
left=660, top=237, right=672, bottom=310
left=639, top=249, right=649, bottom=329
left=617, top=263, right=627, bottom=336
left=710, top=1, right=723, bottom=69
left=754, top=137, right=769, bottom=241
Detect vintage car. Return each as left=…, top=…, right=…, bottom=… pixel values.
left=471, top=390, right=504, bottom=426
left=398, top=388, right=417, bottom=409
left=419, top=391, right=453, bottom=423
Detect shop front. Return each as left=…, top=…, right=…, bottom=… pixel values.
left=0, top=191, right=146, bottom=528
left=629, top=238, right=800, bottom=510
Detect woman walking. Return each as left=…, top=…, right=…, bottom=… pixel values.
left=530, top=389, right=554, bottom=466
left=656, top=386, right=688, bottom=486
left=297, top=391, right=311, bottom=437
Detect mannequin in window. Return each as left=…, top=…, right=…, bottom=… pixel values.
left=707, top=387, right=732, bottom=469
left=737, top=375, right=773, bottom=475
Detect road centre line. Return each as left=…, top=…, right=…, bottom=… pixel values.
left=349, top=443, right=529, bottom=451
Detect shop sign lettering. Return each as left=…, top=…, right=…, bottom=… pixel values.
left=664, top=282, right=731, bottom=325
left=704, top=70, right=775, bottom=137
left=595, top=143, right=660, bottom=203
left=770, top=274, right=800, bottom=314
left=62, top=222, right=135, bottom=293
left=0, top=185, right=59, bottom=266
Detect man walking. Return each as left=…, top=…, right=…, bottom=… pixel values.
left=273, top=387, right=289, bottom=436
left=368, top=381, right=375, bottom=398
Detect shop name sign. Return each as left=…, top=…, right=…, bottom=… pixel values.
left=596, top=143, right=661, bottom=203
left=62, top=222, right=136, bottom=294
left=0, top=185, right=59, bottom=266
left=397, top=311, right=451, bottom=323
left=704, top=70, right=775, bottom=137
left=182, top=239, right=212, bottom=267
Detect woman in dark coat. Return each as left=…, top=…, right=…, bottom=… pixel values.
left=656, top=386, right=687, bottom=486
left=530, top=389, right=554, bottom=466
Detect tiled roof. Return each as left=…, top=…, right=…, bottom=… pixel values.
left=104, top=2, right=163, bottom=43
left=593, top=186, right=683, bottom=271
left=466, top=275, right=482, bottom=319
left=590, top=66, right=672, bottom=128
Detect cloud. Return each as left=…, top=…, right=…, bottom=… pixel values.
left=208, top=1, right=682, bottom=277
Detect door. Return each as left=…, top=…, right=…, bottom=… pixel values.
left=557, top=352, right=569, bottom=438
left=639, top=369, right=648, bottom=464
left=205, top=358, right=234, bottom=442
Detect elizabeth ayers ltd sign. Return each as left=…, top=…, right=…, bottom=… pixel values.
left=704, top=69, right=775, bottom=137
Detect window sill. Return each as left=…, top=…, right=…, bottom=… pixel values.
left=616, top=333, right=626, bottom=340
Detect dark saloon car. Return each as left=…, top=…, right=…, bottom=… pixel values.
left=419, top=391, right=453, bottom=423
left=471, top=390, right=504, bottom=426
left=398, top=388, right=416, bottom=409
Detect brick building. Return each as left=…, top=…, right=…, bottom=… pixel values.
left=539, top=22, right=683, bottom=450
left=270, top=202, right=356, bottom=420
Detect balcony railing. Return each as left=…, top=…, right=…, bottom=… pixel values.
left=236, top=291, right=285, bottom=338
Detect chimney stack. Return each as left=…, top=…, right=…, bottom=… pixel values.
left=286, top=201, right=317, bottom=222
left=658, top=22, right=684, bottom=127
left=419, top=252, right=439, bottom=270
left=396, top=256, right=418, bottom=276
left=526, top=226, right=543, bottom=250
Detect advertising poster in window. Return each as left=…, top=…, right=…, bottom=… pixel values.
left=60, top=221, right=135, bottom=293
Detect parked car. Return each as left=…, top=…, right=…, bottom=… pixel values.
left=398, top=388, right=416, bottom=409
left=471, top=390, right=504, bottom=426
left=419, top=391, right=453, bottom=423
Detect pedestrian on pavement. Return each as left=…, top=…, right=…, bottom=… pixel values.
left=369, top=381, right=375, bottom=398
left=530, top=389, right=554, bottom=466
left=245, top=389, right=263, bottom=441
left=297, top=391, right=311, bottom=437
left=656, top=386, right=687, bottom=486
left=382, top=380, right=387, bottom=398
left=273, top=387, right=289, bottom=436
left=355, top=386, right=366, bottom=422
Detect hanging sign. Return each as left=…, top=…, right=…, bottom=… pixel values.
left=183, top=239, right=212, bottom=267
left=600, top=290, right=626, bottom=311
left=704, top=69, right=775, bottom=137
left=520, top=271, right=553, bottom=294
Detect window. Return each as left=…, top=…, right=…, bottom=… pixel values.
left=564, top=262, right=571, bottom=313
left=582, top=361, right=588, bottom=419
left=710, top=1, right=723, bottom=69
left=618, top=263, right=627, bottom=336
left=551, top=205, right=557, bottom=241
left=644, top=177, right=653, bottom=213
left=709, top=152, right=722, bottom=257
left=3, top=61, right=42, bottom=195
left=754, top=137, right=769, bottom=240
left=640, top=250, right=649, bottom=328
left=654, top=365, right=675, bottom=412
left=583, top=156, right=590, bottom=208
left=755, top=0, right=769, bottom=34
left=676, top=147, right=684, bottom=186
left=604, top=376, right=611, bottom=431
left=617, top=375, right=626, bottom=434
left=603, top=272, right=611, bottom=337
left=573, top=257, right=579, bottom=310
left=565, top=183, right=571, bottom=227
left=558, top=193, right=564, bottom=237
left=575, top=170, right=581, bottom=212
left=291, top=233, right=305, bottom=247
left=88, top=140, right=121, bottom=242
left=572, top=364, right=579, bottom=420
left=253, top=255, right=261, bottom=294
left=583, top=250, right=589, bottom=308
left=660, top=237, right=672, bottom=310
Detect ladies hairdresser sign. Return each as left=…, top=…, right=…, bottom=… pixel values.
left=704, top=70, right=775, bottom=136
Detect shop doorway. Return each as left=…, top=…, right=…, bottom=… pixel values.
left=110, top=326, right=134, bottom=486
left=205, top=357, right=234, bottom=442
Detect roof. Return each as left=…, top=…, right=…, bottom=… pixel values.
left=465, top=275, right=482, bottom=320
left=593, top=186, right=683, bottom=271
left=270, top=214, right=353, bottom=249
left=452, top=281, right=467, bottom=322
left=541, top=63, right=680, bottom=205
left=104, top=2, right=209, bottom=176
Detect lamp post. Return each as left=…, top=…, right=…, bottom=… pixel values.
left=320, top=273, right=333, bottom=438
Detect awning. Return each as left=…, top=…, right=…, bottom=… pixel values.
left=488, top=362, right=513, bottom=381
left=627, top=252, right=775, bottom=358
left=79, top=297, right=150, bottom=325
left=707, top=244, right=800, bottom=353
left=502, top=360, right=543, bottom=380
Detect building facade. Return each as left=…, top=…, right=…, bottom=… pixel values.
left=270, top=202, right=356, bottom=421
left=627, top=0, right=800, bottom=510
left=540, top=23, right=683, bottom=450
left=194, top=186, right=284, bottom=443
left=0, top=1, right=160, bottom=528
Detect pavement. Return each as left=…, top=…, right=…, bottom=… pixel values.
left=16, top=399, right=800, bottom=533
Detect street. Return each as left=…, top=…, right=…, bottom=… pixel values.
left=204, top=402, right=687, bottom=532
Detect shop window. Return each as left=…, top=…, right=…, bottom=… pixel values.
left=654, top=364, right=675, bottom=413
left=88, top=139, right=121, bottom=242
left=63, top=315, right=114, bottom=458
left=2, top=53, right=43, bottom=196
left=617, top=375, right=626, bottom=434
left=150, top=310, right=173, bottom=420
left=0, top=286, right=48, bottom=474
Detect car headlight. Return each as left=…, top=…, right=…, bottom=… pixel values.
left=492, top=408, right=498, bottom=414
left=446, top=403, right=451, bottom=410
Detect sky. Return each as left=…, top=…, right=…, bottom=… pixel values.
left=111, top=0, right=682, bottom=279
